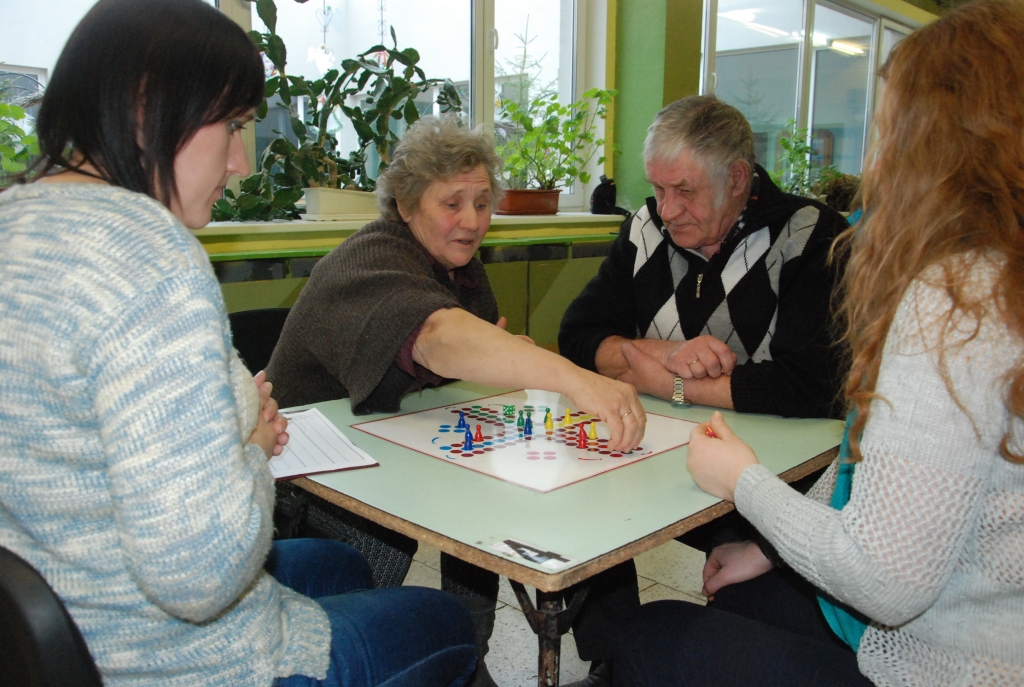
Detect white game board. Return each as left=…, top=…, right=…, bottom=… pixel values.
left=352, top=390, right=697, bottom=492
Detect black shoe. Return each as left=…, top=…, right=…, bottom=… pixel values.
left=561, top=661, right=611, bottom=687
left=466, top=657, right=500, bottom=687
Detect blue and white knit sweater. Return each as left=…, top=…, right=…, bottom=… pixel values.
left=0, top=184, right=330, bottom=685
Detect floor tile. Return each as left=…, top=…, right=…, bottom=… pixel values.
left=413, top=543, right=442, bottom=570
left=403, top=559, right=442, bottom=589
left=634, top=540, right=706, bottom=597
left=636, top=574, right=657, bottom=592
left=638, top=582, right=707, bottom=606
left=486, top=604, right=590, bottom=687
left=497, top=573, right=536, bottom=609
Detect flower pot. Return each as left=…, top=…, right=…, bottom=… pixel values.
left=301, top=187, right=380, bottom=220
left=496, top=189, right=562, bottom=215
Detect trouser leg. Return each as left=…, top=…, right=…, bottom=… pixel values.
left=441, top=553, right=500, bottom=687
left=270, top=539, right=478, bottom=687
left=563, top=559, right=640, bottom=666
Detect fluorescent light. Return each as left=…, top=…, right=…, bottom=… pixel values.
left=719, top=9, right=757, bottom=23
left=830, top=40, right=865, bottom=55
left=746, top=21, right=791, bottom=38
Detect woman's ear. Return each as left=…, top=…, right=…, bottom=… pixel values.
left=397, top=200, right=413, bottom=224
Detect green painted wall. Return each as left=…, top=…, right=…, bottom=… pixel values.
left=613, top=0, right=666, bottom=213
left=663, top=0, right=703, bottom=105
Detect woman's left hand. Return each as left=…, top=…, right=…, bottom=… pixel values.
left=686, top=411, right=758, bottom=502
left=496, top=316, right=535, bottom=345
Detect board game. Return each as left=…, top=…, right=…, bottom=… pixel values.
left=352, top=390, right=697, bottom=492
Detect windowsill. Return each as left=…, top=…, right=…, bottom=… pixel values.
left=197, top=211, right=624, bottom=236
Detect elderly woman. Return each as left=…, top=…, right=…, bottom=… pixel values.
left=615, top=1, right=1024, bottom=685
left=266, top=115, right=645, bottom=687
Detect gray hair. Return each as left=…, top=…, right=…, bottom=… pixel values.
left=376, top=115, right=504, bottom=222
left=643, top=96, right=755, bottom=194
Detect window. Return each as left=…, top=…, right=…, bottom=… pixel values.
left=253, top=0, right=595, bottom=209
left=703, top=0, right=915, bottom=177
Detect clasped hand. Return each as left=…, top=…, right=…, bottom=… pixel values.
left=665, top=335, right=737, bottom=379
left=249, top=370, right=290, bottom=459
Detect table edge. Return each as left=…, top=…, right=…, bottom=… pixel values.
left=291, top=446, right=838, bottom=592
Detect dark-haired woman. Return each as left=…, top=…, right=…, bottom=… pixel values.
left=0, top=1, right=476, bottom=685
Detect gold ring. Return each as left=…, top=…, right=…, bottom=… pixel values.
left=688, top=358, right=699, bottom=365
left=622, top=409, right=633, bottom=417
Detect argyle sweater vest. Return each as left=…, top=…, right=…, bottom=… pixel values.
left=560, top=167, right=848, bottom=418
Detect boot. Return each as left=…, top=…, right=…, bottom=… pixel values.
left=561, top=661, right=612, bottom=687
left=459, top=594, right=500, bottom=687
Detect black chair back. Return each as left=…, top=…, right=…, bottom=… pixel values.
left=0, top=546, right=102, bottom=687
left=228, top=308, right=292, bottom=375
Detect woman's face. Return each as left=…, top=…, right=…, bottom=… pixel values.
left=401, top=166, right=493, bottom=271
left=169, top=111, right=253, bottom=229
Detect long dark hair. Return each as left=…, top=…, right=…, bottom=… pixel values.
left=33, top=0, right=264, bottom=206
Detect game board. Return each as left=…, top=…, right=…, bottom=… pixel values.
left=352, top=390, right=697, bottom=492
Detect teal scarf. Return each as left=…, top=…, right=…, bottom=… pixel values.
left=816, top=410, right=871, bottom=651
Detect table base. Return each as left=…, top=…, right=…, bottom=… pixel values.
left=509, top=580, right=591, bottom=687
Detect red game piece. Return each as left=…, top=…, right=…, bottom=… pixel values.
left=576, top=425, right=588, bottom=449
left=474, top=425, right=484, bottom=442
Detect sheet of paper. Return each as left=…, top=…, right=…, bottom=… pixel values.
left=269, top=408, right=378, bottom=480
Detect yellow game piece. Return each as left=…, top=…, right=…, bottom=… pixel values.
left=544, top=413, right=554, bottom=431
left=562, top=407, right=573, bottom=427
left=589, top=422, right=598, bottom=440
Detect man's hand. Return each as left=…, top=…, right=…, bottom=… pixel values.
left=664, top=335, right=737, bottom=379
left=701, top=541, right=773, bottom=600
left=617, top=342, right=675, bottom=399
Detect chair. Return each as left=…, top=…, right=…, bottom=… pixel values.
left=228, top=308, right=291, bottom=375
left=0, top=546, right=102, bottom=687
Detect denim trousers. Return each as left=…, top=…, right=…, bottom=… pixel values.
left=612, top=568, right=874, bottom=687
left=268, top=539, right=477, bottom=687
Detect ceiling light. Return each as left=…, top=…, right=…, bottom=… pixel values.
left=719, top=9, right=757, bottom=23
left=830, top=39, right=865, bottom=55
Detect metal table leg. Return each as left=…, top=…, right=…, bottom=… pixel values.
left=509, top=580, right=590, bottom=687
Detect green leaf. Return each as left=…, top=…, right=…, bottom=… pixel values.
left=256, top=99, right=269, bottom=121
left=290, top=116, right=307, bottom=140
left=236, top=193, right=261, bottom=210
left=266, top=34, right=287, bottom=71
left=1, top=157, right=26, bottom=173
left=403, top=97, right=420, bottom=125
left=256, top=0, right=277, bottom=35
left=390, top=25, right=398, bottom=47
left=264, top=77, right=280, bottom=98
left=278, top=74, right=291, bottom=106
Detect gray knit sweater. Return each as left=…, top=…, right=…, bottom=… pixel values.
left=266, top=219, right=499, bottom=413
left=737, top=254, right=1024, bottom=685
left=0, top=184, right=330, bottom=685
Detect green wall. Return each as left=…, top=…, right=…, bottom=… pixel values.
left=613, top=0, right=666, bottom=213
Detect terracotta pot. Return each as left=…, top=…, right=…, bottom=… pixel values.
left=496, top=188, right=562, bottom=215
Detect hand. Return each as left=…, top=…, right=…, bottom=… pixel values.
left=253, top=371, right=289, bottom=457
left=686, top=412, right=758, bottom=501
left=664, top=335, right=737, bottom=379
left=496, top=316, right=535, bottom=345
left=701, top=541, right=773, bottom=600
left=618, top=342, right=675, bottom=399
left=564, top=370, right=647, bottom=452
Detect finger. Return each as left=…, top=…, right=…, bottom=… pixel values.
left=708, top=411, right=733, bottom=439
left=700, top=350, right=723, bottom=378
left=604, top=408, right=626, bottom=450
left=262, top=397, right=279, bottom=422
left=702, top=557, right=720, bottom=584
left=688, top=359, right=709, bottom=379
left=496, top=316, right=508, bottom=330
left=519, top=335, right=536, bottom=345
left=253, top=370, right=266, bottom=386
left=276, top=430, right=290, bottom=447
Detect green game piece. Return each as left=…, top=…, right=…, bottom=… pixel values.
left=516, top=410, right=525, bottom=428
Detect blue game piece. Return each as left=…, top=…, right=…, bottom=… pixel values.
left=463, top=427, right=473, bottom=451
left=524, top=416, right=533, bottom=436
left=456, top=411, right=467, bottom=429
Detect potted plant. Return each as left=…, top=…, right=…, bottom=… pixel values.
left=495, top=88, right=615, bottom=215
left=0, top=85, right=39, bottom=187
left=213, top=0, right=462, bottom=221
left=812, top=166, right=860, bottom=213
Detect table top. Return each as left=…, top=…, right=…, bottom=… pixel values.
left=295, top=382, right=842, bottom=592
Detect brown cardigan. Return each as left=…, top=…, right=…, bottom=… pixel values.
left=265, top=219, right=499, bottom=414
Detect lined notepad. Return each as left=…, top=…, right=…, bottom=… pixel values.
left=269, top=408, right=378, bottom=480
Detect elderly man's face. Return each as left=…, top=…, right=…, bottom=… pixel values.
left=646, top=149, right=747, bottom=253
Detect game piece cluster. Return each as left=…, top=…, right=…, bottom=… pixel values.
left=436, top=403, right=641, bottom=459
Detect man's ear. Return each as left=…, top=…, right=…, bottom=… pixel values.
left=728, top=160, right=751, bottom=199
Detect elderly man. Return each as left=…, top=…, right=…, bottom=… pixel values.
left=560, top=96, right=848, bottom=419
left=559, top=96, right=849, bottom=687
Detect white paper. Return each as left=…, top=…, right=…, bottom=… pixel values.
left=269, top=408, right=378, bottom=479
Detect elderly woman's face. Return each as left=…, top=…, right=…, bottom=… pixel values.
left=401, top=165, right=493, bottom=271
left=646, top=148, right=748, bottom=253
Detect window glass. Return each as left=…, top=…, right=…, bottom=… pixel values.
left=3, top=0, right=96, bottom=80
left=252, top=1, right=471, bottom=164
left=880, top=26, right=907, bottom=65
left=809, top=4, right=873, bottom=174
left=714, top=0, right=802, bottom=172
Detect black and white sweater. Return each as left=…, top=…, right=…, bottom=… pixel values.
left=559, top=166, right=848, bottom=419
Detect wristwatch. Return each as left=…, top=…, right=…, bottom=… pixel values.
left=672, top=375, right=691, bottom=407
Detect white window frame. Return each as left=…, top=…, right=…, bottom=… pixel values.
left=701, top=0, right=917, bottom=173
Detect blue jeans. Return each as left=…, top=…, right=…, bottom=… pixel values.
left=268, top=539, right=477, bottom=687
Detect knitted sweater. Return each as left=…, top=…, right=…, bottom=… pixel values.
left=266, top=218, right=499, bottom=413
left=0, top=184, right=330, bottom=686
left=736, top=254, right=1024, bottom=685
left=559, top=167, right=848, bottom=418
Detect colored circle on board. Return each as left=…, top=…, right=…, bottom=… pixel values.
left=527, top=454, right=540, bottom=460
left=610, top=453, right=622, bottom=458
left=473, top=450, right=485, bottom=455
left=599, top=450, right=610, bottom=455
left=543, top=455, right=557, bottom=460
left=439, top=429, right=449, bottom=433
left=440, top=424, right=451, bottom=428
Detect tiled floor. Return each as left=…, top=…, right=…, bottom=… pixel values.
left=403, top=540, right=708, bottom=687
